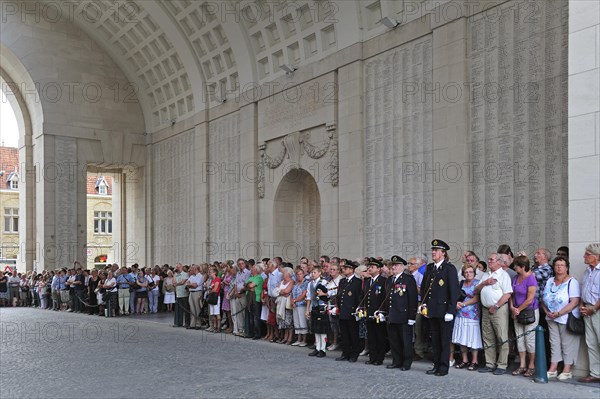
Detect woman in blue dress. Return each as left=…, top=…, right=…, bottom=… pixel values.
left=451, top=264, right=482, bottom=370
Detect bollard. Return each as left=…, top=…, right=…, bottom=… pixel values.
left=534, top=325, right=548, bottom=383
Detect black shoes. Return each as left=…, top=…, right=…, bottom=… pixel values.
left=308, top=350, right=319, bottom=357
left=426, top=367, right=439, bottom=375
left=316, top=351, right=326, bottom=358
left=348, top=358, right=357, bottom=363
left=400, top=367, right=410, bottom=371
left=387, top=364, right=400, bottom=369
left=336, top=356, right=349, bottom=361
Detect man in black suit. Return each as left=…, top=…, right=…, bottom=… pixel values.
left=420, top=239, right=459, bottom=376
left=335, top=261, right=363, bottom=362
left=384, top=255, right=418, bottom=370
left=364, top=258, right=388, bottom=366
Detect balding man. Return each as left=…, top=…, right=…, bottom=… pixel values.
left=579, top=243, right=600, bottom=383
left=186, top=265, right=204, bottom=330
left=173, top=263, right=190, bottom=328
left=231, top=259, right=250, bottom=336
left=475, top=253, right=513, bottom=375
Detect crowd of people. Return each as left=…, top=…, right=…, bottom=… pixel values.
left=1, top=241, right=599, bottom=383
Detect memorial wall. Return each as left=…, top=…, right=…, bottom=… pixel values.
left=469, top=0, right=568, bottom=254
left=146, top=0, right=569, bottom=263
left=364, top=35, right=434, bottom=257
left=208, top=112, right=242, bottom=259
left=151, top=130, right=197, bottom=263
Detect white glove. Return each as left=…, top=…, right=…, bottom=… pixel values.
left=444, top=313, right=454, bottom=322
left=408, top=319, right=416, bottom=326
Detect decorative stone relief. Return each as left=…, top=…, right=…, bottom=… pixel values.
left=258, top=123, right=338, bottom=198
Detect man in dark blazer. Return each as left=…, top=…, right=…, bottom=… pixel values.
left=363, top=257, right=388, bottom=365
left=420, top=239, right=459, bottom=376
left=384, top=255, right=418, bottom=370
left=335, top=260, right=363, bottom=362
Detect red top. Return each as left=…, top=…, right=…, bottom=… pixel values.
left=210, top=277, right=221, bottom=293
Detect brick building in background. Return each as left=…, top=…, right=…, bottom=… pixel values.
left=0, top=146, right=113, bottom=269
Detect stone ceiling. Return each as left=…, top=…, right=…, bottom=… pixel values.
left=45, top=0, right=433, bottom=131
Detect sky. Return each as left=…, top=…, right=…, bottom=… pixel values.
left=0, top=89, right=19, bottom=148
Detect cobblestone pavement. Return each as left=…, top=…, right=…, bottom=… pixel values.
left=1, top=308, right=599, bottom=399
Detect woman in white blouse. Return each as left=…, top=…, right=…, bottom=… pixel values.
left=541, top=257, right=581, bottom=380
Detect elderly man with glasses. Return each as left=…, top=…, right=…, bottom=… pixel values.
left=474, top=253, right=513, bottom=375
left=578, top=243, right=600, bottom=383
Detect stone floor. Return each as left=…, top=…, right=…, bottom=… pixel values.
left=1, top=308, right=599, bottom=399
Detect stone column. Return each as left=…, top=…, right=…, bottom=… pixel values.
left=37, top=135, right=87, bottom=270
left=124, top=166, right=146, bottom=266
left=238, top=103, right=259, bottom=260
left=568, top=0, right=600, bottom=377
left=110, top=171, right=123, bottom=266
left=338, top=61, right=364, bottom=259
left=194, top=121, right=209, bottom=262
left=19, top=132, right=35, bottom=272
left=431, top=17, right=470, bottom=257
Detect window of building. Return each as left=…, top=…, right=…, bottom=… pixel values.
left=94, top=254, right=108, bottom=269
left=3, top=208, right=18, bottom=233
left=6, top=172, right=19, bottom=190
left=94, top=211, right=112, bottom=234
left=95, top=177, right=109, bottom=195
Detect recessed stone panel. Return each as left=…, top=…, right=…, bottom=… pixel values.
left=363, top=35, right=434, bottom=257
left=469, top=0, right=569, bottom=253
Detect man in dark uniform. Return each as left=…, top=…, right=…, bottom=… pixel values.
left=364, top=257, right=388, bottom=366
left=335, top=261, right=363, bottom=362
left=420, top=239, right=459, bottom=376
left=384, top=255, right=418, bottom=370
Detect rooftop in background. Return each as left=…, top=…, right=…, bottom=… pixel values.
left=0, top=146, right=19, bottom=177
left=0, top=146, right=112, bottom=195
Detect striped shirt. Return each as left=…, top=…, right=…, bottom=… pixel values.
left=581, top=263, right=600, bottom=305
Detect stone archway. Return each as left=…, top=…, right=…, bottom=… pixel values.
left=273, top=169, right=321, bottom=262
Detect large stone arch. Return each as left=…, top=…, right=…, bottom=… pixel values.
left=0, top=44, right=41, bottom=272
left=1, top=8, right=146, bottom=270
left=273, top=168, right=321, bottom=262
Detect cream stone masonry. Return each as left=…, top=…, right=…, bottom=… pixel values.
left=2, top=0, right=583, bottom=272
left=207, top=111, right=241, bottom=261
left=568, top=0, right=600, bottom=377
left=363, top=35, right=434, bottom=257
left=469, top=0, right=569, bottom=255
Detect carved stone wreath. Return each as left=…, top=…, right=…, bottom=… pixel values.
left=258, top=123, right=338, bottom=198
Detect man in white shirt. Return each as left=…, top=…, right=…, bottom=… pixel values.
left=186, top=265, right=204, bottom=330
left=475, top=253, right=513, bottom=375
left=326, top=263, right=342, bottom=351
left=579, top=243, right=600, bottom=383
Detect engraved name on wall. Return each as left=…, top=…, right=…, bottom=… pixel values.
left=469, top=0, right=568, bottom=253
left=364, top=35, right=434, bottom=256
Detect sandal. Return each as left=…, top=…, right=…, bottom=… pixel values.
left=524, top=368, right=535, bottom=377
left=512, top=367, right=527, bottom=376
left=455, top=361, right=469, bottom=369
left=468, top=363, right=478, bottom=371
